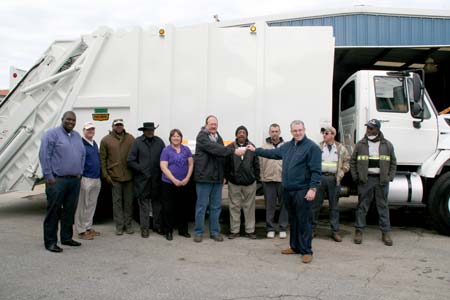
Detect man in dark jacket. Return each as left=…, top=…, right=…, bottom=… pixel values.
left=128, top=122, right=165, bottom=238
left=225, top=125, right=260, bottom=239
left=247, top=120, right=321, bottom=264
left=193, top=115, right=245, bottom=243
left=350, top=119, right=397, bottom=246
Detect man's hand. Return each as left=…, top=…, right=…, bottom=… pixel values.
left=47, top=178, right=56, bottom=185
left=180, top=178, right=189, bottom=186
left=106, top=176, right=116, bottom=186
left=246, top=145, right=256, bottom=152
left=305, top=188, right=316, bottom=201
left=234, top=147, right=246, bottom=156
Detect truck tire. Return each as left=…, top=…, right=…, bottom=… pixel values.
left=428, top=171, right=450, bottom=236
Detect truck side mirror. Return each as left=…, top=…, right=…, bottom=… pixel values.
left=411, top=102, right=423, bottom=117
left=412, top=73, right=423, bottom=104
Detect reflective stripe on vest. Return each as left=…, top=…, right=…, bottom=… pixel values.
left=322, top=161, right=337, bottom=173
left=357, top=155, right=390, bottom=161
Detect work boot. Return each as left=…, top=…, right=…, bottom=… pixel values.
left=354, top=230, right=363, bottom=244
left=331, top=232, right=342, bottom=242
left=141, top=229, right=149, bottom=238
left=193, top=235, right=203, bottom=243
left=115, top=228, right=124, bottom=236
left=87, top=229, right=100, bottom=236
left=125, top=227, right=134, bottom=235
left=281, top=248, right=297, bottom=255
left=78, top=232, right=94, bottom=240
left=302, top=254, right=313, bottom=264
left=382, top=232, right=393, bottom=246
left=228, top=232, right=240, bottom=239
left=210, top=234, right=224, bottom=242
left=245, top=232, right=257, bottom=239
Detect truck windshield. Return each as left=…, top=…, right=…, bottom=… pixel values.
left=374, top=76, right=408, bottom=113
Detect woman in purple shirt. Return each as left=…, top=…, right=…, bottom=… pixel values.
left=160, top=129, right=194, bottom=241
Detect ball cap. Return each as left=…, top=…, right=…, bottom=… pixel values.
left=112, top=118, right=124, bottom=126
left=83, top=121, right=95, bottom=130
left=365, top=119, right=381, bottom=129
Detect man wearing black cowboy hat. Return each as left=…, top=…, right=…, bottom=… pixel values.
left=128, top=122, right=165, bottom=238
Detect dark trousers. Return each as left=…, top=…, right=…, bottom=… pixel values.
left=312, top=175, right=340, bottom=232
left=355, top=176, right=391, bottom=233
left=136, top=177, right=162, bottom=230
left=263, top=182, right=288, bottom=232
left=162, top=182, right=189, bottom=234
left=43, top=177, right=81, bottom=247
left=111, top=180, right=134, bottom=230
left=284, top=189, right=313, bottom=255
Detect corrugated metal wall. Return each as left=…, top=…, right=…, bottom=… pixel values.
left=269, top=14, right=450, bottom=47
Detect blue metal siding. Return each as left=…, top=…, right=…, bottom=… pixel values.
left=269, top=14, right=450, bottom=46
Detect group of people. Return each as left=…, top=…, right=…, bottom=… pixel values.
left=39, top=111, right=397, bottom=264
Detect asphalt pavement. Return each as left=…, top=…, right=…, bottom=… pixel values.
left=1, top=186, right=450, bottom=300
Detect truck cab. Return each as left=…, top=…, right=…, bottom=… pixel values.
left=339, top=70, right=450, bottom=235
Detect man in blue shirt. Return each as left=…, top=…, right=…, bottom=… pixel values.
left=39, top=111, right=86, bottom=253
left=75, top=122, right=101, bottom=240
left=247, top=120, right=321, bottom=263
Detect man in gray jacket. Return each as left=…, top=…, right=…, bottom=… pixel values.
left=259, top=123, right=288, bottom=239
left=350, top=119, right=397, bottom=246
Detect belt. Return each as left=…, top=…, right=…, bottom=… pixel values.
left=55, top=175, right=81, bottom=179
left=322, top=172, right=336, bottom=176
left=368, top=174, right=380, bottom=177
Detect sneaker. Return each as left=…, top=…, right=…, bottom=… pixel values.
left=193, top=235, right=203, bottom=243
left=266, top=231, right=275, bottom=239
left=354, top=230, right=363, bottom=244
left=78, top=232, right=94, bottom=240
left=279, top=231, right=287, bottom=239
left=245, top=232, right=257, bottom=239
left=302, top=254, right=313, bottom=264
left=210, top=234, right=224, bottom=242
left=382, top=232, right=393, bottom=246
left=141, top=229, right=149, bottom=238
left=125, top=227, right=134, bottom=235
left=228, top=232, right=240, bottom=239
left=331, top=232, right=342, bottom=242
left=115, top=228, right=124, bottom=236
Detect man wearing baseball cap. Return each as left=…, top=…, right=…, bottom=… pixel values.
left=75, top=121, right=102, bottom=240
left=350, top=119, right=397, bottom=246
left=100, top=119, right=135, bottom=235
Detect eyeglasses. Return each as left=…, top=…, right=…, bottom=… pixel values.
left=323, top=132, right=331, bottom=135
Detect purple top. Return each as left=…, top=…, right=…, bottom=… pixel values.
left=160, top=144, right=192, bottom=184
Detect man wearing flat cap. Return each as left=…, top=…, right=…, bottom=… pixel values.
left=350, top=119, right=397, bottom=246
left=128, top=122, right=165, bottom=238
left=100, top=119, right=135, bottom=235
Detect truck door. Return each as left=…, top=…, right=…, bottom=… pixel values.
left=369, top=75, right=438, bottom=165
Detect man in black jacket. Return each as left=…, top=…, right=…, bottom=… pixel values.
left=225, top=125, right=260, bottom=239
left=128, top=122, right=165, bottom=238
left=350, top=119, right=397, bottom=246
left=193, top=115, right=245, bottom=243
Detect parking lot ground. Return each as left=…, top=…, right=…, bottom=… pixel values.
left=1, top=186, right=450, bottom=300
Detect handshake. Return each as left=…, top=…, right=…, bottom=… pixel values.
left=233, top=145, right=256, bottom=156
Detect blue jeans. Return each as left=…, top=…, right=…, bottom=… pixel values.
left=194, top=183, right=222, bottom=236
left=284, top=188, right=313, bottom=255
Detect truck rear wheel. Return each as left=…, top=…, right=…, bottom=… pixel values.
left=428, top=171, right=450, bottom=236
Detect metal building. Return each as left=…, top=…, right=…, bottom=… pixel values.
left=221, top=6, right=450, bottom=112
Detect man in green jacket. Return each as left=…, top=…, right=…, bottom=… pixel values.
left=350, top=119, right=397, bottom=246
left=100, top=119, right=135, bottom=236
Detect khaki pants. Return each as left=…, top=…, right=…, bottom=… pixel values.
left=75, top=177, right=101, bottom=234
left=228, top=182, right=256, bottom=234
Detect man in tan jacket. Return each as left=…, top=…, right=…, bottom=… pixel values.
left=100, top=119, right=135, bottom=235
left=259, top=124, right=289, bottom=239
left=312, top=126, right=350, bottom=242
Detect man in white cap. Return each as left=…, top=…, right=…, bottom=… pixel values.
left=75, top=121, right=102, bottom=240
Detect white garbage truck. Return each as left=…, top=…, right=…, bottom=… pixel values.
left=0, top=22, right=449, bottom=235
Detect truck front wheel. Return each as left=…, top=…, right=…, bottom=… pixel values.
left=428, top=171, right=450, bottom=236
